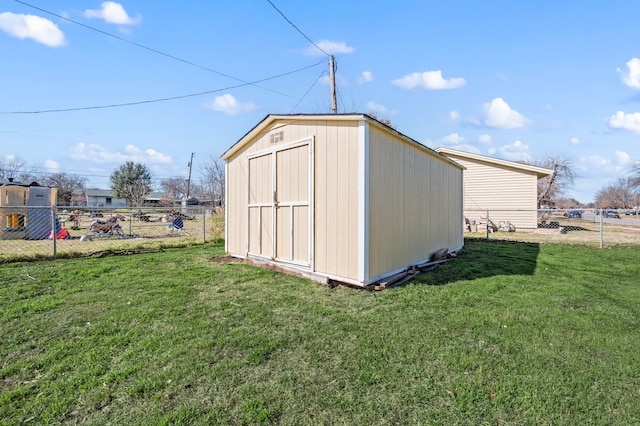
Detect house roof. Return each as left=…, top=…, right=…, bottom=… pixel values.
left=435, top=147, right=553, bottom=179
left=220, top=113, right=464, bottom=170
left=85, top=189, right=114, bottom=197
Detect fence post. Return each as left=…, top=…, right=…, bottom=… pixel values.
left=202, top=207, right=206, bottom=242
left=599, top=209, right=603, bottom=248
left=51, top=207, right=57, bottom=259
left=486, top=210, right=490, bottom=241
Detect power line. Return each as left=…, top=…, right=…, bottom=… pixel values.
left=264, top=0, right=329, bottom=57
left=13, top=0, right=296, bottom=99
left=1, top=61, right=324, bottom=114
left=288, top=69, right=328, bottom=113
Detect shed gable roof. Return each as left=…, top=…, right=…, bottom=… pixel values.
left=220, top=113, right=463, bottom=170
left=435, top=147, right=553, bottom=179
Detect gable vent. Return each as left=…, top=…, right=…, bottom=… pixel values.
left=269, top=131, right=284, bottom=144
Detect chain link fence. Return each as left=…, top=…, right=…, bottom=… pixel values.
left=464, top=208, right=640, bottom=247
left=0, top=206, right=224, bottom=263
left=3, top=206, right=640, bottom=263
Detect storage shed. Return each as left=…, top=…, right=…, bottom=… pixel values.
left=221, top=114, right=464, bottom=287
left=435, top=148, right=553, bottom=230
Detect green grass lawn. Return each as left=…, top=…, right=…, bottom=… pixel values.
left=1, top=239, right=639, bottom=425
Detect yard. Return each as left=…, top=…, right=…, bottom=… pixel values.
left=1, top=239, right=639, bottom=425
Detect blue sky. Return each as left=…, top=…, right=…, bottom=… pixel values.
left=1, top=0, right=640, bottom=203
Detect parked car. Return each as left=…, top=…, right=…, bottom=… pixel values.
left=625, top=209, right=639, bottom=216
left=88, top=211, right=104, bottom=218
left=603, top=210, right=620, bottom=219
left=564, top=210, right=582, bottom=218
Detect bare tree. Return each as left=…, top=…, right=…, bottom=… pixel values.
left=0, top=156, right=37, bottom=183
left=535, top=155, right=577, bottom=207
left=40, top=173, right=87, bottom=205
left=595, top=177, right=639, bottom=209
left=199, top=155, right=225, bottom=207
left=161, top=177, right=188, bottom=200
left=366, top=112, right=395, bottom=129
left=632, top=161, right=640, bottom=187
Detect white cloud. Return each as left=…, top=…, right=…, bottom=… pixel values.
left=449, top=110, right=460, bottom=122
left=608, top=111, right=640, bottom=135
left=366, top=101, right=387, bottom=114
left=497, top=140, right=531, bottom=162
left=204, top=94, right=256, bottom=115
left=615, top=150, right=633, bottom=167
left=358, top=71, right=373, bottom=84
left=84, top=2, right=141, bottom=25
left=318, top=73, right=348, bottom=86
left=425, top=133, right=480, bottom=154
left=570, top=137, right=580, bottom=145
left=478, top=134, right=492, bottom=144
left=442, top=133, right=465, bottom=145
left=303, top=40, right=354, bottom=57
left=70, top=142, right=171, bottom=164
left=618, top=58, right=640, bottom=89
left=483, top=98, right=529, bottom=129
left=0, top=12, right=65, bottom=47
left=392, top=70, right=466, bottom=90
left=43, top=160, right=59, bottom=171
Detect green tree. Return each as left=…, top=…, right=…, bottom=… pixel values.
left=110, top=162, right=153, bottom=206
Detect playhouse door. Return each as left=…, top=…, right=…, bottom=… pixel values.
left=247, top=153, right=274, bottom=258
left=275, top=142, right=311, bottom=266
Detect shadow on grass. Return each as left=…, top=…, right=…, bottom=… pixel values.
left=413, top=237, right=540, bottom=286
left=562, top=225, right=592, bottom=232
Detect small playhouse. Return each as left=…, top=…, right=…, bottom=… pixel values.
left=221, top=114, right=464, bottom=287
left=0, top=179, right=58, bottom=240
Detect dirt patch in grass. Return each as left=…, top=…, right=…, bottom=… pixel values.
left=210, top=255, right=244, bottom=263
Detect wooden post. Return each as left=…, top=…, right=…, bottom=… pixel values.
left=329, top=55, right=337, bottom=114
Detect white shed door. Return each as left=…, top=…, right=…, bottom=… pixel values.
left=275, top=143, right=310, bottom=266
left=248, top=153, right=273, bottom=258
left=247, top=140, right=312, bottom=267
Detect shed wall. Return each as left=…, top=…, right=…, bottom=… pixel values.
left=447, top=156, right=539, bottom=229
left=368, top=125, right=463, bottom=281
left=225, top=119, right=360, bottom=282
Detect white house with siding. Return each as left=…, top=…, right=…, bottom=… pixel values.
left=435, top=147, right=553, bottom=230
left=221, top=114, right=464, bottom=287
left=85, top=189, right=128, bottom=208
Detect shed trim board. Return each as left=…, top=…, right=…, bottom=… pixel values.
left=224, top=161, right=229, bottom=253
left=357, top=119, right=369, bottom=284
left=245, top=136, right=314, bottom=268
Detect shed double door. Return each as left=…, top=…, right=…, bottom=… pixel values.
left=247, top=140, right=312, bottom=267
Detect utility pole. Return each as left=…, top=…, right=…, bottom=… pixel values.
left=186, top=152, right=195, bottom=199
left=329, top=55, right=337, bottom=114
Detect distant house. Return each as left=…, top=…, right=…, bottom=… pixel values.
left=85, top=189, right=128, bottom=208
left=144, top=191, right=171, bottom=206
left=436, top=148, right=553, bottom=229
left=84, top=189, right=183, bottom=207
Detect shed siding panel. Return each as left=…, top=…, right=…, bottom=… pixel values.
left=448, top=156, right=539, bottom=229
left=226, top=155, right=247, bottom=256
left=368, top=126, right=463, bottom=281
left=310, top=121, right=359, bottom=280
